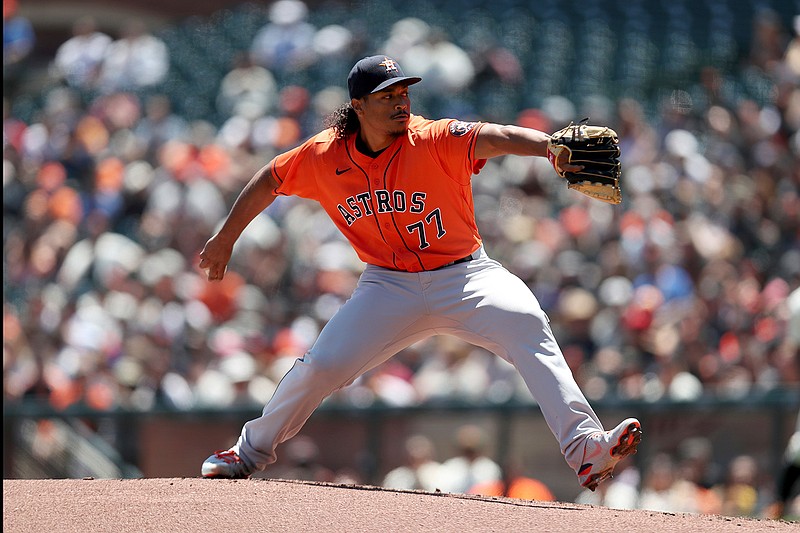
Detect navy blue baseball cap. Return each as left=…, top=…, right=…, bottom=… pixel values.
left=347, top=55, right=422, bottom=100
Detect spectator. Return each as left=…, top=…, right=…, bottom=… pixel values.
left=675, top=437, right=723, bottom=514
left=134, top=94, right=190, bottom=162
left=382, top=18, right=431, bottom=61
left=785, top=16, right=800, bottom=79
left=249, top=0, right=316, bottom=75
left=437, top=425, right=501, bottom=494
left=400, top=27, right=475, bottom=98
left=719, top=454, right=764, bottom=517
left=382, top=434, right=441, bottom=492
left=748, top=8, right=791, bottom=74
left=312, top=24, right=358, bottom=83
left=464, top=29, right=524, bottom=88
left=276, top=84, right=315, bottom=141
left=637, top=453, right=688, bottom=513
left=216, top=52, right=279, bottom=122
left=97, top=20, right=169, bottom=94
left=3, top=0, right=35, bottom=87
left=52, top=16, right=111, bottom=91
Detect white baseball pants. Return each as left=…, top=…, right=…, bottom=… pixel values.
left=233, top=246, right=603, bottom=474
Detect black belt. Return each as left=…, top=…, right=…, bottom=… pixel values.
left=431, top=253, right=474, bottom=271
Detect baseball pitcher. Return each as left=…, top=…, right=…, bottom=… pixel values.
left=199, top=55, right=640, bottom=491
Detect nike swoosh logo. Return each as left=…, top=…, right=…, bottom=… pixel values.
left=335, top=167, right=351, bottom=175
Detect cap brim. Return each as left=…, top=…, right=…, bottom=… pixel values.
left=370, top=76, right=422, bottom=94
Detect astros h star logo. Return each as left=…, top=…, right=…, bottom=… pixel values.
left=379, top=58, right=399, bottom=72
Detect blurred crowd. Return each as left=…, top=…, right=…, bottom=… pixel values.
left=2, top=0, right=799, bottom=517
left=269, top=421, right=800, bottom=520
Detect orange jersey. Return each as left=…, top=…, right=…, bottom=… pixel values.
left=270, top=114, right=487, bottom=272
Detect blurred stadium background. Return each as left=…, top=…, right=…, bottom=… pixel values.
left=3, top=0, right=800, bottom=519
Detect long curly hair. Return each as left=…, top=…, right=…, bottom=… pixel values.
left=324, top=103, right=360, bottom=139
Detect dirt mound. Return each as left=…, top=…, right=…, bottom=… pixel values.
left=3, top=478, right=794, bottom=532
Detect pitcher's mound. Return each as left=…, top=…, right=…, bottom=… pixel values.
left=3, top=478, right=794, bottom=532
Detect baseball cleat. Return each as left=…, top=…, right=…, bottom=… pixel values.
left=577, top=418, right=642, bottom=492
left=201, top=449, right=253, bottom=479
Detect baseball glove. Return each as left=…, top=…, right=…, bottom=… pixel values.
left=546, top=119, right=622, bottom=205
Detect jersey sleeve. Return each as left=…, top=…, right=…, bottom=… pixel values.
left=428, top=119, right=487, bottom=185
left=269, top=135, right=323, bottom=199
